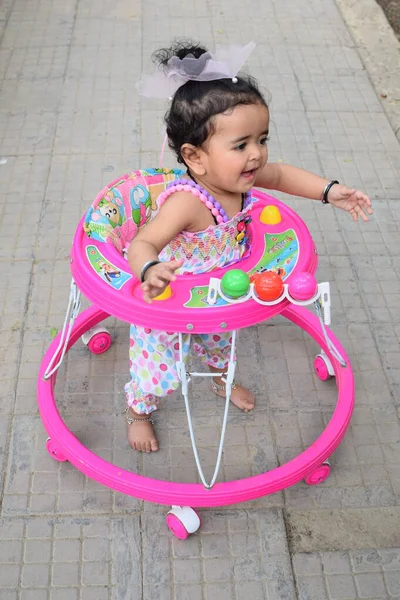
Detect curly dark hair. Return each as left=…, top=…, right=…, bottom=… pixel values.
left=152, top=41, right=268, bottom=164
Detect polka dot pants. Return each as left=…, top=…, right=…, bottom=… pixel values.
left=124, top=325, right=234, bottom=415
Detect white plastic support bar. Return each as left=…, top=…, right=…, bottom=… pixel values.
left=43, top=280, right=81, bottom=380
left=176, top=333, right=191, bottom=396
left=221, top=330, right=236, bottom=399
left=177, top=331, right=237, bottom=490
left=317, top=282, right=331, bottom=325
left=314, top=301, right=347, bottom=367
left=176, top=362, right=190, bottom=396
left=189, top=372, right=220, bottom=377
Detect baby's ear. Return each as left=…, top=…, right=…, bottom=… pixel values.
left=180, top=144, right=206, bottom=176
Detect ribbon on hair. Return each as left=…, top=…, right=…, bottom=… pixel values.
left=137, top=42, right=256, bottom=98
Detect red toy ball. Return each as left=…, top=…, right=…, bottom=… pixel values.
left=252, top=271, right=284, bottom=302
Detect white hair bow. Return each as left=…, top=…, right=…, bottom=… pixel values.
left=137, top=42, right=256, bottom=98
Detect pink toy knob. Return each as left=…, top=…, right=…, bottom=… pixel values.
left=288, top=271, right=317, bottom=301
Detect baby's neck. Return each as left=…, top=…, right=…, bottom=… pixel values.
left=184, top=172, right=243, bottom=213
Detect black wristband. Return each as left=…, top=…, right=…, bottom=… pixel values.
left=322, top=180, right=339, bottom=204
left=140, top=260, right=160, bottom=283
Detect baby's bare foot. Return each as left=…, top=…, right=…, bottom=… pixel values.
left=126, top=408, right=159, bottom=453
left=212, top=379, right=255, bottom=412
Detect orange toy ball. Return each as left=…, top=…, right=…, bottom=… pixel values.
left=253, top=271, right=284, bottom=301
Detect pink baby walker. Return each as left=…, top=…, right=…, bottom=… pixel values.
left=37, top=169, right=354, bottom=539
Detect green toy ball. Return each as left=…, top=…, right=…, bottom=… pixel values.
left=221, top=269, right=250, bottom=299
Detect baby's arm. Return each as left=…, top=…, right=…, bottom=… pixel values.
left=256, top=163, right=372, bottom=222
left=128, top=192, right=195, bottom=303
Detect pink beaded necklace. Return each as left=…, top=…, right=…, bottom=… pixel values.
left=158, top=177, right=252, bottom=225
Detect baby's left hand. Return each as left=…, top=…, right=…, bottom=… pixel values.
left=328, top=185, right=373, bottom=222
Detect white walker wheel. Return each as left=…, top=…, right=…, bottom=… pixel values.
left=166, top=506, right=201, bottom=540
left=46, top=437, right=68, bottom=462
left=81, top=324, right=110, bottom=345
left=81, top=325, right=112, bottom=354
left=305, top=460, right=331, bottom=486
left=314, top=351, right=335, bottom=381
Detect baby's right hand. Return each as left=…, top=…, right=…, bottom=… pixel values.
left=141, top=259, right=184, bottom=303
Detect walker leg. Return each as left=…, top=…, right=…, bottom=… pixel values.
left=176, top=331, right=237, bottom=490
left=43, top=279, right=82, bottom=379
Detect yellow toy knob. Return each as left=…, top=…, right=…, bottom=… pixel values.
left=260, top=205, right=282, bottom=225
left=153, top=285, right=172, bottom=301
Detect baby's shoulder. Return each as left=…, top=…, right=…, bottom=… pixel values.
left=159, top=189, right=202, bottom=212
left=157, top=189, right=210, bottom=233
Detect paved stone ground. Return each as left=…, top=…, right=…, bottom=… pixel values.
left=0, top=0, right=399, bottom=598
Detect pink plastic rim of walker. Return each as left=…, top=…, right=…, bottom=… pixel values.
left=37, top=303, right=354, bottom=507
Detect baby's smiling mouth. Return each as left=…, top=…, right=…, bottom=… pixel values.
left=241, top=168, right=257, bottom=179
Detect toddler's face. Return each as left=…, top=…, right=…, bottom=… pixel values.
left=202, top=103, right=270, bottom=194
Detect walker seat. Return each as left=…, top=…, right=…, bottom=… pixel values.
left=83, top=168, right=184, bottom=253
left=72, top=170, right=320, bottom=331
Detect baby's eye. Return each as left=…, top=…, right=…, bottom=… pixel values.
left=234, top=142, right=246, bottom=151
left=259, top=136, right=269, bottom=146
